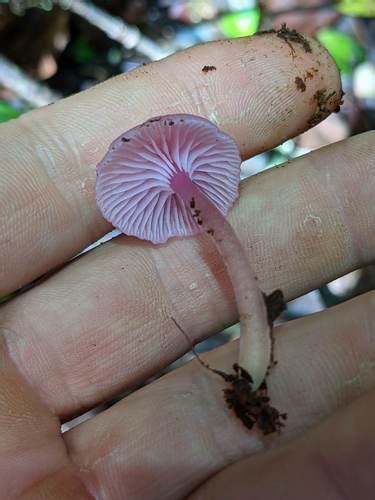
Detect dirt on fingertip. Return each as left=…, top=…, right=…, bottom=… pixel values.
left=202, top=65, right=217, bottom=73
left=256, top=23, right=312, bottom=55
left=308, top=88, right=344, bottom=126
left=295, top=76, right=306, bottom=92
left=334, top=89, right=345, bottom=113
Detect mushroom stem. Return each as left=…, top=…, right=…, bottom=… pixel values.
left=171, top=171, right=270, bottom=390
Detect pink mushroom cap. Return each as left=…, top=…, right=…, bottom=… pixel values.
left=96, top=114, right=241, bottom=244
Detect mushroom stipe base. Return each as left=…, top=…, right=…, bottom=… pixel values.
left=172, top=289, right=287, bottom=435
left=221, top=364, right=287, bottom=435
left=221, top=290, right=287, bottom=434
left=208, top=290, right=286, bottom=435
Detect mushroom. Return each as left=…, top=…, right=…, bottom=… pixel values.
left=96, top=114, right=272, bottom=391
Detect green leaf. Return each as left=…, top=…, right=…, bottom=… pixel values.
left=316, top=28, right=366, bottom=75
left=336, top=0, right=375, bottom=17
left=71, top=36, right=96, bottom=64
left=0, top=100, right=22, bottom=123
left=219, top=8, right=261, bottom=39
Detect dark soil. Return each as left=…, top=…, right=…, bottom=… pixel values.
left=295, top=76, right=306, bottom=92
left=264, top=289, right=286, bottom=372
left=276, top=23, right=312, bottom=54
left=189, top=358, right=287, bottom=435
left=265, top=289, right=286, bottom=324
left=202, top=65, right=217, bottom=73
left=218, top=364, right=287, bottom=435
left=333, top=90, right=345, bottom=113
left=308, top=88, right=338, bottom=126
left=257, top=23, right=312, bottom=55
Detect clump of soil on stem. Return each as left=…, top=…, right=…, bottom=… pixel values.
left=218, top=363, right=287, bottom=435
left=172, top=290, right=287, bottom=435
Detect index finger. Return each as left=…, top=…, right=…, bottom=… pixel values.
left=0, top=33, right=341, bottom=295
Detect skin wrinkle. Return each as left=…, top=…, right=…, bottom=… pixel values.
left=0, top=123, right=89, bottom=290
left=308, top=148, right=352, bottom=264
left=236, top=39, right=327, bottom=147
left=26, top=113, right=99, bottom=242
left=51, top=241, right=172, bottom=397
left=277, top=293, right=375, bottom=425
left=333, top=158, right=374, bottom=267
left=0, top=339, right=85, bottom=499
left=321, top=407, right=371, bottom=500
left=240, top=165, right=342, bottom=293
left=20, top=466, right=95, bottom=499
left=341, top=293, right=375, bottom=397
left=150, top=238, right=235, bottom=339
left=2, top=308, right=80, bottom=415
left=315, top=440, right=354, bottom=500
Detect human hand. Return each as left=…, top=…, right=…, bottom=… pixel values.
left=0, top=32, right=374, bottom=499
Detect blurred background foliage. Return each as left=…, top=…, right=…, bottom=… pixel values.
left=0, top=0, right=374, bottom=322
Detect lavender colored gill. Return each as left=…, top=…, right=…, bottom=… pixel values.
left=96, top=114, right=241, bottom=243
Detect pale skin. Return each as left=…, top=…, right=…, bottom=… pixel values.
left=0, top=33, right=374, bottom=499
